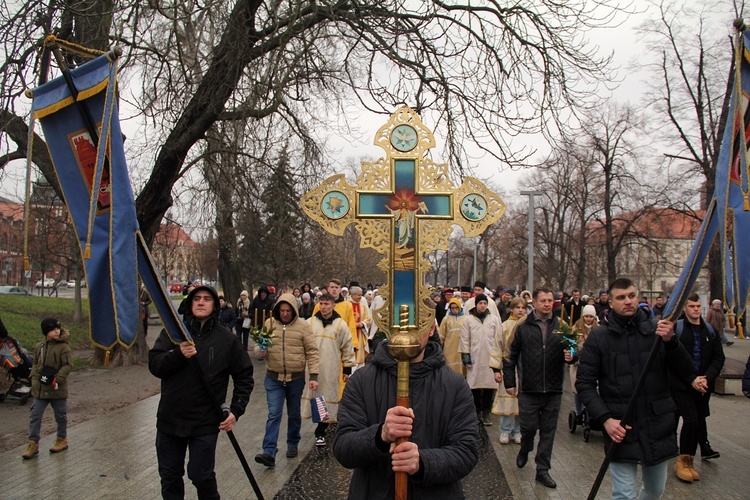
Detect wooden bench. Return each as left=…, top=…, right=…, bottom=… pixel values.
left=715, top=358, right=746, bottom=395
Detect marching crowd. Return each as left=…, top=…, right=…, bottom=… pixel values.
left=16, top=276, right=743, bottom=499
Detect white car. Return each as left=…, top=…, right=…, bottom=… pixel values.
left=34, top=278, right=56, bottom=289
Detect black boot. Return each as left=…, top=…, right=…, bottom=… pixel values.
left=701, top=442, right=720, bottom=460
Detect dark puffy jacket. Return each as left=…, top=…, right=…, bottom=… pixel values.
left=219, top=304, right=237, bottom=330
left=249, top=286, right=275, bottom=327
left=149, top=316, right=254, bottom=437
left=669, top=319, right=724, bottom=393
left=334, top=341, right=478, bottom=499
left=576, top=309, right=695, bottom=465
left=503, top=313, right=567, bottom=393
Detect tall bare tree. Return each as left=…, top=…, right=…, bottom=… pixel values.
left=1, top=1, right=628, bottom=237
left=637, top=0, right=742, bottom=299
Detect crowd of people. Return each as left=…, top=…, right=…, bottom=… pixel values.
left=17, top=274, right=744, bottom=499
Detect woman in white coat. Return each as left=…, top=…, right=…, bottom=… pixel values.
left=459, top=293, right=501, bottom=425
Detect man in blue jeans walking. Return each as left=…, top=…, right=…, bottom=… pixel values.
left=255, top=293, right=319, bottom=467
left=576, top=278, right=697, bottom=499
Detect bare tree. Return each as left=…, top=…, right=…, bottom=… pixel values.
left=1, top=1, right=629, bottom=238
left=637, top=0, right=741, bottom=298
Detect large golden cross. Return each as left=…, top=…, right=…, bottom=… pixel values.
left=301, top=106, right=505, bottom=338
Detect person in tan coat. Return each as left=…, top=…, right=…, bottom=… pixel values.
left=438, top=297, right=466, bottom=376
left=255, top=293, right=319, bottom=467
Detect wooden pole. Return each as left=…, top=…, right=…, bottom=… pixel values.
left=387, top=305, right=421, bottom=500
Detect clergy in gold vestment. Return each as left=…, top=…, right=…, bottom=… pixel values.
left=438, top=297, right=466, bottom=376
left=348, top=286, right=371, bottom=368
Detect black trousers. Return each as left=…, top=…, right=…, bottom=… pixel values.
left=518, top=392, right=562, bottom=473
left=471, top=388, right=495, bottom=412
left=156, top=430, right=220, bottom=500
left=672, top=389, right=711, bottom=455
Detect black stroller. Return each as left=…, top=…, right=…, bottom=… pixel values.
left=568, top=405, right=603, bottom=442
left=0, top=333, right=33, bottom=405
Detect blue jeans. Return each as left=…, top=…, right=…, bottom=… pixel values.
left=500, top=415, right=520, bottom=436
left=610, top=461, right=668, bottom=500
left=155, top=431, right=219, bottom=500
left=28, top=398, right=67, bottom=442
left=262, top=376, right=305, bottom=457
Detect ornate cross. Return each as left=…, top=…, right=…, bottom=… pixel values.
left=301, top=106, right=505, bottom=337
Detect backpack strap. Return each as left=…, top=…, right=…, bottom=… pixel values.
left=676, top=318, right=715, bottom=339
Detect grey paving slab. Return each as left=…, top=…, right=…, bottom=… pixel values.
left=2, top=341, right=749, bottom=499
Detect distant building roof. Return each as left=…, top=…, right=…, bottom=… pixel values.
left=154, top=223, right=196, bottom=248
left=0, top=200, right=24, bottom=221
left=587, top=208, right=706, bottom=242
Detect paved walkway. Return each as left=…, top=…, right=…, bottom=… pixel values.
left=3, top=340, right=750, bottom=499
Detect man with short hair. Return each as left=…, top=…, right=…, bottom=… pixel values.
left=314, top=279, right=357, bottom=351
left=576, top=278, right=698, bottom=499
left=563, top=289, right=583, bottom=325
left=595, top=289, right=610, bottom=324
left=334, top=309, right=479, bottom=498
left=670, top=293, right=725, bottom=482
left=652, top=296, right=666, bottom=318
left=255, top=293, right=320, bottom=467
left=149, top=285, right=254, bottom=499
left=503, top=287, right=573, bottom=488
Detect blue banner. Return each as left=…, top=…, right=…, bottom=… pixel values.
left=32, top=53, right=191, bottom=348
left=664, top=30, right=750, bottom=320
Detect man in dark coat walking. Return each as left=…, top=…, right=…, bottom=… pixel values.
left=669, top=293, right=725, bottom=482
left=576, top=278, right=698, bottom=500
left=334, top=326, right=478, bottom=499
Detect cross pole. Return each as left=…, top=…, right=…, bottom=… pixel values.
left=301, top=106, right=505, bottom=497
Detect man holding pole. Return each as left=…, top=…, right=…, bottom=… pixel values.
left=334, top=323, right=479, bottom=498
left=575, top=278, right=699, bottom=499
left=149, top=285, right=255, bottom=500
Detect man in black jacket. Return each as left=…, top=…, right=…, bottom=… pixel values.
left=334, top=325, right=479, bottom=499
left=576, top=278, right=698, bottom=500
left=503, top=287, right=573, bottom=489
left=149, top=285, right=254, bottom=500
left=670, top=293, right=725, bottom=482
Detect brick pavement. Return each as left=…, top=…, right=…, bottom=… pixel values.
left=2, top=341, right=749, bottom=499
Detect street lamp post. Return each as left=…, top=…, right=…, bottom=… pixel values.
left=520, top=191, right=542, bottom=291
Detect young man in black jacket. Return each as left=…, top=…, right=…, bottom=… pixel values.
left=149, top=285, right=254, bottom=500
left=576, top=278, right=698, bottom=500
left=670, top=293, right=725, bottom=482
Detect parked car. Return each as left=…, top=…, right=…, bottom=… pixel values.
left=0, top=286, right=31, bottom=295
left=69, top=279, right=87, bottom=288
left=34, top=278, right=56, bottom=289
left=57, top=280, right=68, bottom=288
left=169, top=282, right=183, bottom=293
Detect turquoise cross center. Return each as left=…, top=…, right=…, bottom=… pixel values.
left=357, top=158, right=452, bottom=325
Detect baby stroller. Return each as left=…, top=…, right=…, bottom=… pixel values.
left=568, top=405, right=602, bottom=442
left=0, top=334, right=33, bottom=405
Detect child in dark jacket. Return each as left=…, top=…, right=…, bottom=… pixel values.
left=22, top=317, right=74, bottom=459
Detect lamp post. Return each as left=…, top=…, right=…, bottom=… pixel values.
left=520, top=191, right=542, bottom=290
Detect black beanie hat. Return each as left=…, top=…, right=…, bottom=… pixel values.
left=475, top=293, right=489, bottom=305
left=41, top=317, right=61, bottom=335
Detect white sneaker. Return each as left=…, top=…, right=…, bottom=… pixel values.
left=315, top=436, right=326, bottom=447
left=513, top=434, right=522, bottom=444
left=499, top=433, right=510, bottom=444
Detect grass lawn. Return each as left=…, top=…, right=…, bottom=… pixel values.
left=0, top=295, right=91, bottom=354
